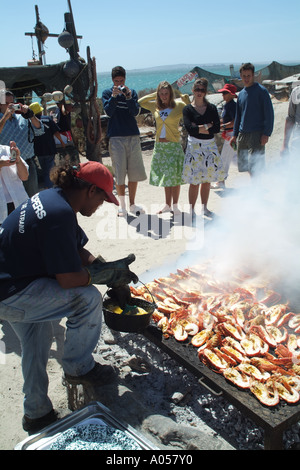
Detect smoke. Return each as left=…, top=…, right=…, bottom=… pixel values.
left=192, top=153, right=300, bottom=305
left=139, top=151, right=300, bottom=307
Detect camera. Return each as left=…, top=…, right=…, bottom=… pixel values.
left=11, top=103, right=22, bottom=113
left=118, top=85, right=130, bottom=96
left=10, top=149, right=17, bottom=162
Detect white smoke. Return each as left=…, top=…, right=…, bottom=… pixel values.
left=139, top=151, right=300, bottom=307
left=193, top=153, right=300, bottom=305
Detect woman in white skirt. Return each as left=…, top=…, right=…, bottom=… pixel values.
left=182, top=78, right=225, bottom=217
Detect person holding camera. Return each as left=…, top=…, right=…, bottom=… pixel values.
left=0, top=91, right=44, bottom=197
left=0, top=141, right=29, bottom=224
left=102, top=66, right=147, bottom=217
left=0, top=160, right=139, bottom=433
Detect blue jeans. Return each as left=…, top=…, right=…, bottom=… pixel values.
left=0, top=278, right=102, bottom=419
left=23, top=157, right=39, bottom=197
left=37, top=154, right=55, bottom=188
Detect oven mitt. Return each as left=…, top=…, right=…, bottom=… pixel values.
left=91, top=254, right=106, bottom=265
left=107, top=285, right=132, bottom=309
left=87, top=253, right=138, bottom=288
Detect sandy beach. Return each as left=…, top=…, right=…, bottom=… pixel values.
left=0, top=97, right=293, bottom=450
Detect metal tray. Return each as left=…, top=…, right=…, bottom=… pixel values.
left=15, top=401, right=159, bottom=450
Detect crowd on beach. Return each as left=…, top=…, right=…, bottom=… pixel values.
left=0, top=61, right=299, bottom=225
left=101, top=63, right=296, bottom=222
left=0, top=61, right=300, bottom=437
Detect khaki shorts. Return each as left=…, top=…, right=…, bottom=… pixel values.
left=109, top=136, right=147, bottom=185
left=237, top=131, right=265, bottom=175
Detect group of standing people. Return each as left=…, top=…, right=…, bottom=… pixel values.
left=102, top=62, right=275, bottom=220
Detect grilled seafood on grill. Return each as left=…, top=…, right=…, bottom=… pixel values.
left=223, top=367, right=251, bottom=389
left=130, top=265, right=300, bottom=406
left=250, top=380, right=280, bottom=407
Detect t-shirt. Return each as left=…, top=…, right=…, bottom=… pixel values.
left=0, top=187, right=88, bottom=300
left=159, top=108, right=172, bottom=138
left=222, top=100, right=236, bottom=127
left=33, top=115, right=59, bottom=156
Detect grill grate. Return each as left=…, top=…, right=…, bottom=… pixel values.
left=144, top=324, right=300, bottom=450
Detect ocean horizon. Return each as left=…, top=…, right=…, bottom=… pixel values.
left=97, top=61, right=300, bottom=97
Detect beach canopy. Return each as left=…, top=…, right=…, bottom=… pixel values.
left=172, top=61, right=300, bottom=94
left=0, top=61, right=89, bottom=102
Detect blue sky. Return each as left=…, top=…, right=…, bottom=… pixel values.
left=1, top=0, right=300, bottom=72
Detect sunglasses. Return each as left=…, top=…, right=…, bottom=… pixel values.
left=194, top=88, right=206, bottom=93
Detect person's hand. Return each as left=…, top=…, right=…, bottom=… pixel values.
left=87, top=253, right=138, bottom=287
left=20, top=105, right=34, bottom=120
left=9, top=141, right=21, bottom=163
left=112, top=86, right=120, bottom=98
left=0, top=141, right=21, bottom=168
left=260, top=135, right=269, bottom=146
left=122, top=86, right=131, bottom=99
left=4, top=104, right=15, bottom=120
left=107, top=285, right=132, bottom=309
left=198, top=124, right=209, bottom=134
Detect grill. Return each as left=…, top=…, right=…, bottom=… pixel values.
left=144, top=324, right=300, bottom=450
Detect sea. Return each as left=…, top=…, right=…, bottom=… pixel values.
left=96, top=62, right=276, bottom=97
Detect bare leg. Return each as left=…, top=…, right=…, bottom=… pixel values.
left=157, top=187, right=172, bottom=214
left=171, top=185, right=180, bottom=205
left=200, top=182, right=210, bottom=209
left=188, top=184, right=200, bottom=209
left=116, top=184, right=126, bottom=198
left=128, top=181, right=138, bottom=207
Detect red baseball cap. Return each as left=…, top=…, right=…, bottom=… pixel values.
left=74, top=162, right=119, bottom=205
left=218, top=83, right=237, bottom=97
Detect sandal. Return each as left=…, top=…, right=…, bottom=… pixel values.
left=202, top=207, right=214, bottom=218
left=129, top=204, right=145, bottom=215
left=117, top=207, right=127, bottom=217
left=157, top=204, right=171, bottom=214
left=172, top=204, right=181, bottom=215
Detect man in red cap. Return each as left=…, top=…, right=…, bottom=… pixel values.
left=212, top=84, right=238, bottom=189
left=0, top=161, right=138, bottom=434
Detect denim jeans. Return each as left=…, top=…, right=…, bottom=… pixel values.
left=22, top=157, right=39, bottom=197
left=37, top=154, right=55, bottom=188
left=0, top=278, right=102, bottom=419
